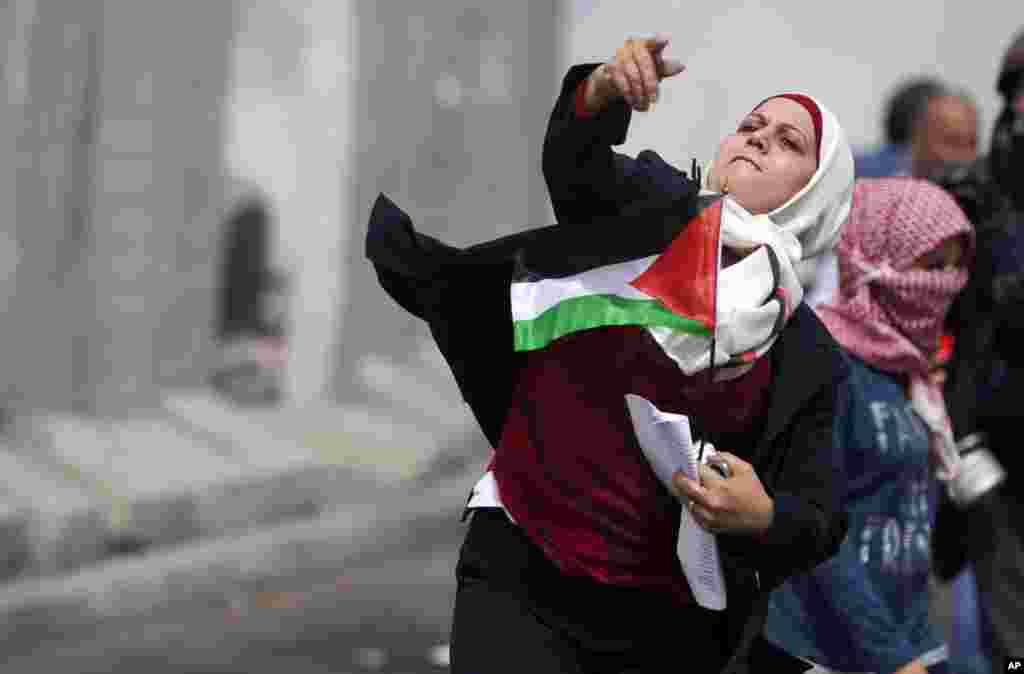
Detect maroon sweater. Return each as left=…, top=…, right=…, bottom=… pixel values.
left=492, top=326, right=772, bottom=606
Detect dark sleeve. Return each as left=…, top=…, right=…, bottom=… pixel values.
left=932, top=488, right=970, bottom=581
left=542, top=64, right=694, bottom=223
left=989, top=222, right=1024, bottom=368
left=755, top=378, right=849, bottom=592
left=365, top=193, right=462, bottom=321
left=715, top=374, right=849, bottom=594
left=366, top=193, right=525, bottom=449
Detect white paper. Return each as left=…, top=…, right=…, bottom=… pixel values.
left=625, top=394, right=728, bottom=611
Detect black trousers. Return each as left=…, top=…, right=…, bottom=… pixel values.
left=450, top=509, right=731, bottom=674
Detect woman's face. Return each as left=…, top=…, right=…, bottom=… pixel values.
left=711, top=97, right=818, bottom=215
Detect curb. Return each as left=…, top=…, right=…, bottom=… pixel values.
left=0, top=456, right=484, bottom=648
left=0, top=397, right=442, bottom=583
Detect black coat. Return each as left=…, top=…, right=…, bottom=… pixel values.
left=931, top=190, right=1024, bottom=663
left=365, top=64, right=850, bottom=673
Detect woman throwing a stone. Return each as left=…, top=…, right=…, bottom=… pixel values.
left=368, top=34, right=855, bottom=673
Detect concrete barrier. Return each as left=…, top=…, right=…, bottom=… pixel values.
left=0, top=402, right=406, bottom=577
left=0, top=500, right=31, bottom=583
left=0, top=452, right=484, bottom=641
left=0, top=444, right=107, bottom=578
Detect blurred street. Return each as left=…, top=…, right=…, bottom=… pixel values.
left=0, top=447, right=482, bottom=674
left=5, top=553, right=458, bottom=674
left=4, top=554, right=455, bottom=674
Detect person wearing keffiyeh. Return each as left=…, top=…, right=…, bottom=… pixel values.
left=765, top=178, right=974, bottom=674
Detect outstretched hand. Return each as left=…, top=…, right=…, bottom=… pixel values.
left=671, top=452, right=775, bottom=535
left=585, top=34, right=686, bottom=113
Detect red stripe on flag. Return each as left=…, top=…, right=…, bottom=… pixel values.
left=628, top=200, right=721, bottom=330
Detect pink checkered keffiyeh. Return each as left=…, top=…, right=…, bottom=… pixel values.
left=816, top=177, right=974, bottom=478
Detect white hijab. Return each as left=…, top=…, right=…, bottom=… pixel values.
left=650, top=93, right=855, bottom=378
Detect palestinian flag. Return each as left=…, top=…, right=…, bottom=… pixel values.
left=512, top=198, right=723, bottom=352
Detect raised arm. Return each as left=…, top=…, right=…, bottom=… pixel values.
left=542, top=37, right=691, bottom=224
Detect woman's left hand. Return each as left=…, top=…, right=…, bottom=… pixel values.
left=671, top=453, right=774, bottom=535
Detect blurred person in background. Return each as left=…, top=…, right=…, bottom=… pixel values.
left=855, top=78, right=948, bottom=179
left=929, top=26, right=1024, bottom=674
left=933, top=29, right=1024, bottom=439
left=805, top=84, right=977, bottom=310
left=909, top=88, right=979, bottom=182
left=211, top=185, right=289, bottom=406
left=368, top=33, right=855, bottom=674
left=765, top=178, right=975, bottom=674
left=987, top=28, right=1024, bottom=213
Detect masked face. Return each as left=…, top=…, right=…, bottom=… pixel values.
left=866, top=235, right=967, bottom=357
left=833, top=179, right=974, bottom=364
left=710, top=97, right=818, bottom=216
left=876, top=265, right=967, bottom=356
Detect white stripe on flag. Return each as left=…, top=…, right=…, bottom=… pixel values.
left=510, top=255, right=659, bottom=322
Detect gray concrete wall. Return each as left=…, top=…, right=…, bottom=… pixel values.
left=86, top=0, right=236, bottom=414
left=1, top=0, right=236, bottom=417
left=223, top=2, right=356, bottom=408
left=333, top=1, right=562, bottom=407
left=2, top=0, right=99, bottom=414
